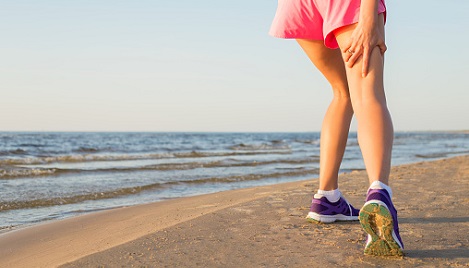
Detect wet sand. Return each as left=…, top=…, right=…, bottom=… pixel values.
left=0, top=155, right=468, bottom=267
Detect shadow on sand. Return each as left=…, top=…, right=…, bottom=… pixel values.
left=400, top=216, right=469, bottom=224
left=405, top=249, right=469, bottom=259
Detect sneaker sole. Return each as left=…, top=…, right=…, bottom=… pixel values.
left=359, top=201, right=403, bottom=256
left=306, top=212, right=358, bottom=224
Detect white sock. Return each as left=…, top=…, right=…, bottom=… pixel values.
left=369, top=181, right=393, bottom=198
left=314, top=188, right=341, bottom=203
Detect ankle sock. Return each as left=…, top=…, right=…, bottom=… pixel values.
left=369, top=181, right=393, bottom=198
left=315, top=188, right=341, bottom=203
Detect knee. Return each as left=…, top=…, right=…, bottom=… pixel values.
left=349, top=84, right=387, bottom=110
left=351, top=95, right=388, bottom=115
left=330, top=87, right=353, bottom=113
left=331, top=86, right=351, bottom=103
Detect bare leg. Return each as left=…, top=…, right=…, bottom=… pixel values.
left=334, top=14, right=393, bottom=185
left=296, top=39, right=354, bottom=190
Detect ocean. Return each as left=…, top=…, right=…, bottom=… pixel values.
left=0, top=131, right=467, bottom=232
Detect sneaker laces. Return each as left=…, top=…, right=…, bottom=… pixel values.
left=340, top=194, right=354, bottom=217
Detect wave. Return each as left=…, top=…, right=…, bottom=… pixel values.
left=181, top=169, right=316, bottom=185
left=415, top=150, right=469, bottom=159
left=0, top=149, right=28, bottom=156
left=0, top=167, right=57, bottom=178
left=0, top=168, right=317, bottom=212
left=73, top=147, right=100, bottom=153
left=229, top=143, right=291, bottom=151
left=0, top=158, right=317, bottom=179
left=0, top=181, right=177, bottom=212
left=139, top=158, right=314, bottom=172
left=0, top=150, right=292, bottom=166
left=294, top=139, right=319, bottom=145
left=415, top=153, right=448, bottom=159
left=18, top=143, right=46, bottom=148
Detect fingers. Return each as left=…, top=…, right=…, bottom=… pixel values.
left=345, top=46, right=361, bottom=68
left=342, top=42, right=353, bottom=62
left=345, top=44, right=386, bottom=78
left=343, top=38, right=364, bottom=68
left=344, top=48, right=354, bottom=62
left=361, top=42, right=387, bottom=77
left=342, top=42, right=352, bottom=55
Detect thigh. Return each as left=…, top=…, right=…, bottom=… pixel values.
left=333, top=13, right=386, bottom=69
left=296, top=39, right=349, bottom=95
left=332, top=14, right=386, bottom=101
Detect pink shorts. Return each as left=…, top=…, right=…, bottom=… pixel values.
left=269, top=0, right=386, bottom=49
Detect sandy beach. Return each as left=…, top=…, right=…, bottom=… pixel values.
left=0, top=155, right=467, bottom=267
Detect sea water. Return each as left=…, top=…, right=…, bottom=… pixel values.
left=0, top=131, right=467, bottom=231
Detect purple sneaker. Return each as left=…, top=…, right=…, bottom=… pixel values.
left=306, top=194, right=359, bottom=223
left=359, top=188, right=404, bottom=256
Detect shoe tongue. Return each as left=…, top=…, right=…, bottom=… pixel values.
left=326, top=195, right=341, bottom=203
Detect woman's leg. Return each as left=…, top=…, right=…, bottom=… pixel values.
left=333, top=14, right=393, bottom=185
left=296, top=39, right=354, bottom=191
left=334, top=14, right=403, bottom=256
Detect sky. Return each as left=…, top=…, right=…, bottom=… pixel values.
left=0, top=0, right=468, bottom=132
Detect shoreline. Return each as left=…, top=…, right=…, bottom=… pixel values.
left=2, top=153, right=464, bottom=235
left=1, top=155, right=468, bottom=267
left=1, top=131, right=467, bottom=233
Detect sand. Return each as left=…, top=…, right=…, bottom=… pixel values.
left=0, top=155, right=467, bottom=267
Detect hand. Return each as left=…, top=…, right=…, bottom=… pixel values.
left=343, top=15, right=387, bottom=77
